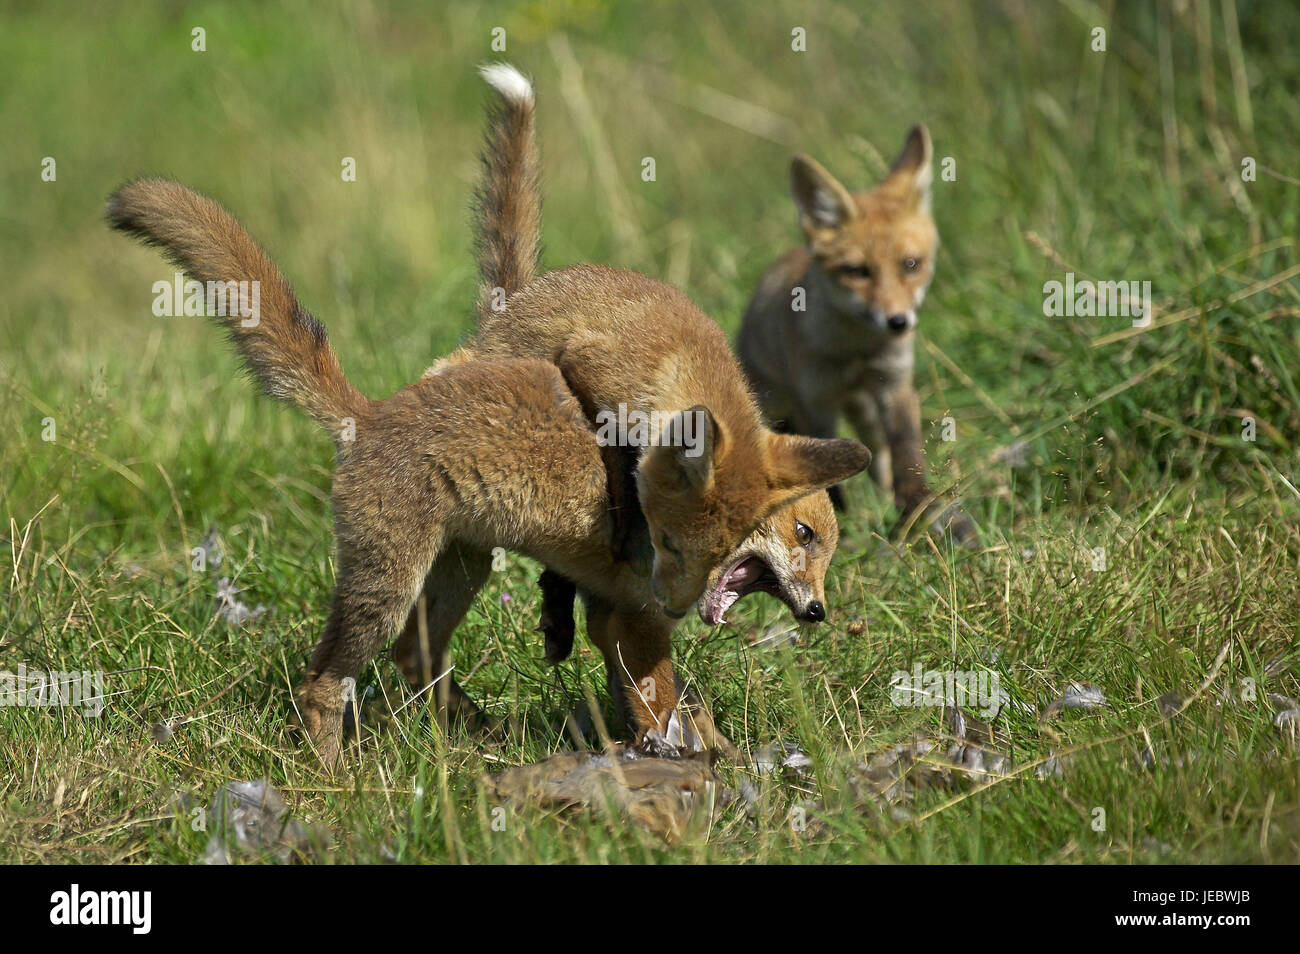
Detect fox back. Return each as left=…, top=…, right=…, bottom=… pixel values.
left=468, top=64, right=871, bottom=616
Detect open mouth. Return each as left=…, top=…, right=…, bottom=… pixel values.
left=698, top=554, right=783, bottom=625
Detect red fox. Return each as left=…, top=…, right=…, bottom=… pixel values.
left=106, top=178, right=836, bottom=764
left=457, top=66, right=872, bottom=619
left=737, top=128, right=974, bottom=541
left=444, top=64, right=856, bottom=663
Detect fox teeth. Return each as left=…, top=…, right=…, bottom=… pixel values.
left=716, top=589, right=741, bottom=623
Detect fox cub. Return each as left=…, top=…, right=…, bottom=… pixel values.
left=457, top=69, right=842, bottom=670
left=449, top=64, right=872, bottom=618
left=738, top=126, right=974, bottom=541
left=456, top=67, right=844, bottom=676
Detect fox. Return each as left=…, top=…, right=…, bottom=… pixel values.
left=435, top=64, right=857, bottom=666
left=736, top=127, right=975, bottom=542
left=105, top=178, right=832, bottom=766
left=447, top=64, right=872, bottom=623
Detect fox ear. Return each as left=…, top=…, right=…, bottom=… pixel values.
left=883, top=124, right=933, bottom=211
left=764, top=433, right=871, bottom=509
left=641, top=405, right=718, bottom=494
left=791, top=155, right=858, bottom=235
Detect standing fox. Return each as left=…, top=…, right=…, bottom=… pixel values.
left=454, top=68, right=871, bottom=620
left=737, top=128, right=974, bottom=541
left=106, top=178, right=656, bottom=764
left=431, top=65, right=854, bottom=673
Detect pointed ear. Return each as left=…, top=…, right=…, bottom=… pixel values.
left=882, top=124, right=933, bottom=211
left=790, top=155, right=858, bottom=237
left=642, top=405, right=718, bottom=494
left=764, top=433, right=871, bottom=509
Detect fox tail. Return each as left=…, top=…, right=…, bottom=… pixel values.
left=107, top=178, right=367, bottom=440
left=474, top=63, right=541, bottom=312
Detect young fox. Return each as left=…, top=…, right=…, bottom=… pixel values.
left=452, top=65, right=846, bottom=666
left=106, top=179, right=832, bottom=764
left=453, top=65, right=872, bottom=621
left=103, top=180, right=691, bottom=762
left=737, top=127, right=974, bottom=541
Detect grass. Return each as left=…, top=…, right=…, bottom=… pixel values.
left=1, top=0, right=1297, bottom=863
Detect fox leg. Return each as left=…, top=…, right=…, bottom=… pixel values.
left=583, top=599, right=734, bottom=754
left=878, top=383, right=929, bottom=517
left=877, top=384, right=977, bottom=543
left=843, top=391, right=892, bottom=492
left=391, top=541, right=493, bottom=724
left=299, top=526, right=445, bottom=768
left=582, top=597, right=673, bottom=737
left=537, top=569, right=577, bottom=664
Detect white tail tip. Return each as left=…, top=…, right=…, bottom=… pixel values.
left=479, top=63, right=533, bottom=105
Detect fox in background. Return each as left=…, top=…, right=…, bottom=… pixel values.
left=738, top=127, right=975, bottom=542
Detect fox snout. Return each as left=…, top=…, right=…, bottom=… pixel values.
left=799, top=599, right=826, bottom=623
left=859, top=305, right=916, bottom=334
left=781, top=583, right=825, bottom=623
left=886, top=311, right=915, bottom=333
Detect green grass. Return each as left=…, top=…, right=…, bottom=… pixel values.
left=2, top=0, right=1298, bottom=863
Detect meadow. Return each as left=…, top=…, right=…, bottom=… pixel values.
left=1, top=0, right=1297, bottom=863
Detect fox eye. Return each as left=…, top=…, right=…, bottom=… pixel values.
left=903, top=257, right=922, bottom=272
left=795, top=520, right=814, bottom=546
left=839, top=263, right=873, bottom=280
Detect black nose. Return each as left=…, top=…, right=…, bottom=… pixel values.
left=803, top=600, right=825, bottom=623
left=887, top=314, right=910, bottom=332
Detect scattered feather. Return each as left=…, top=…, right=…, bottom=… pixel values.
left=1270, top=694, right=1299, bottom=748
left=997, top=441, right=1030, bottom=468
left=1040, top=681, right=1105, bottom=721
left=750, top=741, right=812, bottom=778
left=197, top=525, right=223, bottom=570
left=199, top=780, right=328, bottom=864
left=150, top=721, right=175, bottom=744
left=1035, top=753, right=1075, bottom=778
left=749, top=620, right=801, bottom=650
left=215, top=577, right=267, bottom=626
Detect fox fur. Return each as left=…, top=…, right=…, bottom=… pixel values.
left=106, top=178, right=714, bottom=764
left=451, top=64, right=871, bottom=620
left=737, top=128, right=974, bottom=541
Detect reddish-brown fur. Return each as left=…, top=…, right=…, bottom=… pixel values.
left=461, top=66, right=871, bottom=618
left=106, top=178, right=714, bottom=764
left=738, top=127, right=975, bottom=541
left=393, top=67, right=857, bottom=750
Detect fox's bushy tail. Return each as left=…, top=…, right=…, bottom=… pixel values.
left=106, top=178, right=367, bottom=439
left=474, top=63, right=540, bottom=310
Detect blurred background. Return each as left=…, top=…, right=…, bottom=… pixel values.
left=2, top=0, right=1296, bottom=548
